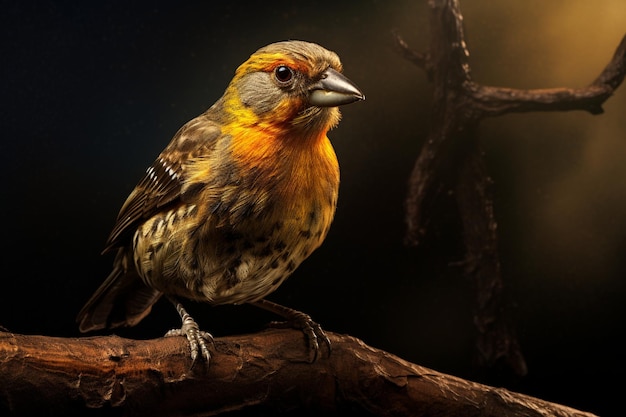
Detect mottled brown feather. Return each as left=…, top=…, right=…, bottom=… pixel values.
left=103, top=118, right=222, bottom=253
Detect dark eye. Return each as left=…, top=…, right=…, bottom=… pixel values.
left=274, top=65, right=294, bottom=84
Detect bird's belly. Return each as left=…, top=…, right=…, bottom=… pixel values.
left=132, top=198, right=334, bottom=305
left=199, top=212, right=329, bottom=305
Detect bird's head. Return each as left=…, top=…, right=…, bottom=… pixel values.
left=223, top=40, right=364, bottom=138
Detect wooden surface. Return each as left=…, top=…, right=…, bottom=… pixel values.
left=0, top=329, right=599, bottom=416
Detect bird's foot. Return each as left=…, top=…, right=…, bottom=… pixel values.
left=165, top=324, right=214, bottom=367
left=251, top=299, right=331, bottom=363
left=166, top=297, right=214, bottom=367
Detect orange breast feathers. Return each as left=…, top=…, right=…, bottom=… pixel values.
left=226, top=119, right=340, bottom=220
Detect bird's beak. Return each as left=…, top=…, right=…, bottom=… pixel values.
left=309, top=68, right=365, bottom=107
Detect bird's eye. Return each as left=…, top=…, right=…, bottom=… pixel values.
left=274, top=65, right=294, bottom=84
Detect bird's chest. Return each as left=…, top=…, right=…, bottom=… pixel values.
left=135, top=135, right=340, bottom=303
left=226, top=195, right=333, bottom=297
left=226, top=138, right=340, bottom=246
left=241, top=171, right=338, bottom=265
left=205, top=163, right=338, bottom=299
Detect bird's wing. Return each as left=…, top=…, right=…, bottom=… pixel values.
left=103, top=116, right=222, bottom=252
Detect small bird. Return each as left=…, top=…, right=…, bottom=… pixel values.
left=77, top=40, right=364, bottom=365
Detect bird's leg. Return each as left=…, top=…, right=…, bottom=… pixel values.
left=250, top=299, right=331, bottom=362
left=164, top=296, right=214, bottom=367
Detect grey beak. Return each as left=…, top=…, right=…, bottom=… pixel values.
left=309, top=67, right=365, bottom=107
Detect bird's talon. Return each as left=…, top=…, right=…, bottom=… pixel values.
left=165, top=298, right=214, bottom=367
left=166, top=326, right=214, bottom=366
left=313, top=322, right=332, bottom=356
left=260, top=304, right=331, bottom=362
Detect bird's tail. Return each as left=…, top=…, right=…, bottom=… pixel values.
left=77, top=248, right=162, bottom=332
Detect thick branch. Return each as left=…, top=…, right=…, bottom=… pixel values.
left=394, top=0, right=626, bottom=379
left=0, top=330, right=597, bottom=417
left=455, top=135, right=527, bottom=377
left=395, top=1, right=529, bottom=378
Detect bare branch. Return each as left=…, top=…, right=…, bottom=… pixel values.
left=468, top=32, right=626, bottom=117
left=467, top=83, right=612, bottom=116
left=593, top=33, right=626, bottom=89
left=0, top=329, right=598, bottom=416
left=392, top=29, right=431, bottom=78
left=394, top=1, right=626, bottom=381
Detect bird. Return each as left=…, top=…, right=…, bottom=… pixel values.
left=76, top=40, right=364, bottom=366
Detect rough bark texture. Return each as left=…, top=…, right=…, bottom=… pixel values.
left=0, top=329, right=599, bottom=417
left=394, top=0, right=626, bottom=378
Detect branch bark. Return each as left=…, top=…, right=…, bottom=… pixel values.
left=0, top=329, right=598, bottom=417
left=393, top=0, right=626, bottom=378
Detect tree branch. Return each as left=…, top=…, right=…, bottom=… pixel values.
left=394, top=2, right=626, bottom=245
left=393, top=0, right=626, bottom=379
left=0, top=329, right=598, bottom=416
left=468, top=31, right=626, bottom=117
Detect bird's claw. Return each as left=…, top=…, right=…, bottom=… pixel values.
left=165, top=327, right=214, bottom=367
left=267, top=310, right=331, bottom=363
left=165, top=298, right=214, bottom=367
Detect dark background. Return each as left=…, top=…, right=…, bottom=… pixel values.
left=2, top=1, right=624, bottom=416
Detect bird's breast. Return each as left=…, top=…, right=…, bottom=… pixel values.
left=134, top=129, right=340, bottom=305
left=206, top=130, right=340, bottom=303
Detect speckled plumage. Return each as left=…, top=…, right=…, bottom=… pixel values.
left=77, top=40, right=364, bottom=364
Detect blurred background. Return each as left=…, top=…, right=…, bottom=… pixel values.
left=1, top=1, right=624, bottom=415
